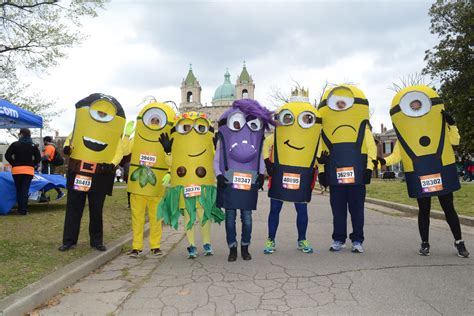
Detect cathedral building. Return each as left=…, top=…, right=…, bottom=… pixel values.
left=179, top=62, right=255, bottom=124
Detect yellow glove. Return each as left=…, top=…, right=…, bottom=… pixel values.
left=124, top=121, right=135, bottom=137
left=162, top=172, right=171, bottom=187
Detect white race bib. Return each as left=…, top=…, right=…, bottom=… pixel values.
left=74, top=175, right=92, bottom=192
left=184, top=185, right=201, bottom=198
left=139, top=153, right=157, bottom=167
left=282, top=173, right=300, bottom=190
left=232, top=172, right=252, bottom=191
left=336, top=167, right=355, bottom=184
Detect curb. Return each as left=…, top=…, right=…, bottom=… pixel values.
left=0, top=225, right=148, bottom=316
left=365, top=197, right=474, bottom=227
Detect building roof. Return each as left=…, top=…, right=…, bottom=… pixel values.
left=239, top=61, right=251, bottom=83
left=213, top=69, right=235, bottom=101
left=184, top=64, right=197, bottom=86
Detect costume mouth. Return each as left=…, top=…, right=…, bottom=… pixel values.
left=284, top=140, right=304, bottom=150
left=138, top=132, right=160, bottom=143
left=83, top=136, right=108, bottom=152
left=188, top=149, right=206, bottom=157
left=332, top=124, right=356, bottom=135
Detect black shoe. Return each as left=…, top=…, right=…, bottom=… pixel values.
left=128, top=249, right=143, bottom=258
left=419, top=242, right=430, bottom=256
left=455, top=241, right=469, bottom=258
left=58, top=244, right=74, bottom=252
left=228, top=246, right=237, bottom=262
left=151, top=248, right=163, bottom=256
left=18, top=211, right=28, bottom=216
left=92, top=244, right=107, bottom=252
left=241, top=245, right=252, bottom=261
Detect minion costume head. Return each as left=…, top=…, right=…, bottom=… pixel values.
left=389, top=85, right=460, bottom=198
left=158, top=112, right=224, bottom=230
left=318, top=85, right=372, bottom=186
left=70, top=93, right=126, bottom=163
left=269, top=89, right=322, bottom=203
left=128, top=102, right=176, bottom=197
left=67, top=93, right=126, bottom=195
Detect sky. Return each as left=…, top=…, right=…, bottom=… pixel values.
left=23, top=0, right=437, bottom=136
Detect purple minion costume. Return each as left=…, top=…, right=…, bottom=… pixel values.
left=213, top=99, right=275, bottom=260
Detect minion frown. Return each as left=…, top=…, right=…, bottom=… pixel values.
left=70, top=93, right=126, bottom=163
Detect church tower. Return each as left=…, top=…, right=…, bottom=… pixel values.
left=180, top=64, right=202, bottom=110
left=235, top=61, right=255, bottom=100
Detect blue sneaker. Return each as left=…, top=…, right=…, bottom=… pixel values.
left=203, top=243, right=213, bottom=256
left=297, top=240, right=313, bottom=253
left=264, top=238, right=276, bottom=254
left=352, top=241, right=364, bottom=253
left=56, top=191, right=65, bottom=200
left=329, top=240, right=346, bottom=252
left=187, top=246, right=198, bottom=259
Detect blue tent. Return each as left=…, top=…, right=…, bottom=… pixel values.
left=0, top=99, right=43, bottom=129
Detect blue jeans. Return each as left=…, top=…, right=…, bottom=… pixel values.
left=225, top=209, right=252, bottom=248
left=329, top=185, right=365, bottom=243
left=268, top=199, right=308, bottom=242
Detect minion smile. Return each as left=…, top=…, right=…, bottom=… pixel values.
left=188, top=149, right=206, bottom=157
left=284, top=140, right=304, bottom=151
left=332, top=124, right=356, bottom=135
left=138, top=131, right=160, bottom=143
left=83, top=136, right=108, bottom=152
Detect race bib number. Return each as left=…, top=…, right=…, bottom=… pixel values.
left=232, top=172, right=252, bottom=190
left=139, top=153, right=157, bottom=167
left=184, top=185, right=201, bottom=198
left=282, top=173, right=300, bottom=190
left=420, top=173, right=443, bottom=193
left=336, top=167, right=355, bottom=184
left=74, top=175, right=92, bottom=192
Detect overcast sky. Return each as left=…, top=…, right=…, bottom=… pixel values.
left=25, top=0, right=437, bottom=136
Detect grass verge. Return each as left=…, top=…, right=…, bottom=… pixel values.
left=0, top=188, right=131, bottom=299
left=366, top=179, right=474, bottom=217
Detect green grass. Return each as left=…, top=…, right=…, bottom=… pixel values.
left=366, top=179, right=474, bottom=217
left=0, top=188, right=131, bottom=299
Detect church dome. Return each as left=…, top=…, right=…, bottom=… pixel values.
left=213, top=70, right=235, bottom=101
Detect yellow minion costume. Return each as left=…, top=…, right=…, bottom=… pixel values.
left=318, top=85, right=376, bottom=253
left=157, top=112, right=224, bottom=258
left=381, top=85, right=468, bottom=257
left=262, top=88, right=322, bottom=254
left=60, top=93, right=125, bottom=252
left=125, top=102, right=176, bottom=257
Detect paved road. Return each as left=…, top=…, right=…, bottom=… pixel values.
left=37, top=194, right=474, bottom=315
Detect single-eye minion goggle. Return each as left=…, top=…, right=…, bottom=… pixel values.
left=318, top=96, right=369, bottom=111
left=171, top=117, right=214, bottom=135
left=390, top=91, right=443, bottom=117
left=136, top=107, right=173, bottom=131
left=274, top=109, right=321, bottom=128
left=75, top=93, right=125, bottom=123
left=218, top=111, right=263, bottom=132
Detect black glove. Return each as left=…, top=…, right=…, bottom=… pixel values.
left=377, top=156, right=386, bottom=166
left=441, top=110, right=456, bottom=126
left=364, top=169, right=372, bottom=184
left=317, top=150, right=329, bottom=164
left=102, top=163, right=116, bottom=174
left=372, top=159, right=378, bottom=168
left=216, top=175, right=228, bottom=189
left=256, top=174, right=265, bottom=189
left=159, top=133, right=173, bottom=154
left=264, top=158, right=274, bottom=176
left=63, top=146, right=72, bottom=156
left=318, top=172, right=328, bottom=188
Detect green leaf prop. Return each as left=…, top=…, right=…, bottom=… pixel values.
left=130, top=166, right=157, bottom=188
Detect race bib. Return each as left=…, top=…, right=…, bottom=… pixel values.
left=184, top=185, right=201, bottom=198
left=420, top=173, right=443, bottom=193
left=232, top=172, right=252, bottom=191
left=336, top=167, right=355, bottom=184
left=139, top=153, right=157, bottom=167
left=282, top=173, right=300, bottom=190
left=74, top=175, right=92, bottom=192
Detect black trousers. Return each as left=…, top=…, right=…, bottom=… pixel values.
left=416, top=192, right=462, bottom=242
left=62, top=189, right=107, bottom=247
left=13, top=174, right=33, bottom=214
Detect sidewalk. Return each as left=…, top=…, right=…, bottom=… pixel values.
left=36, top=194, right=474, bottom=315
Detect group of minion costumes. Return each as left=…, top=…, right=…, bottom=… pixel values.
left=58, top=83, right=469, bottom=259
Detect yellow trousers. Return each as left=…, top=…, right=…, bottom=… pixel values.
left=184, top=208, right=211, bottom=246
left=130, top=194, right=163, bottom=250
